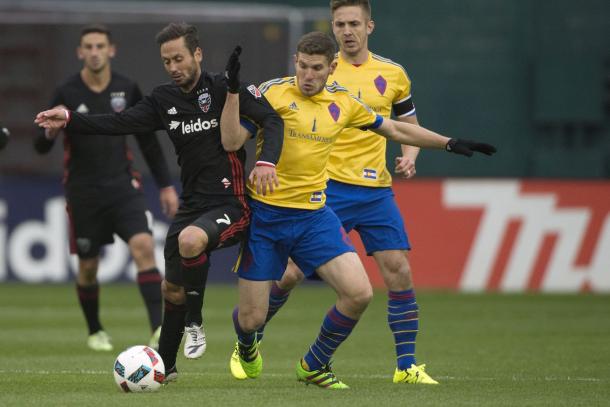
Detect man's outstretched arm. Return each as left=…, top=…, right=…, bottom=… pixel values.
left=35, top=96, right=163, bottom=136
left=372, top=117, right=496, bottom=157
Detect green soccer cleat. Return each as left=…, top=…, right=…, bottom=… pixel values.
left=237, top=341, right=263, bottom=378
left=230, top=342, right=248, bottom=380
left=87, top=330, right=113, bottom=352
left=148, top=326, right=161, bottom=350
left=296, top=359, right=349, bottom=389
left=393, top=364, right=439, bottom=384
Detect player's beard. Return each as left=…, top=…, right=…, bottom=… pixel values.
left=178, top=62, right=200, bottom=92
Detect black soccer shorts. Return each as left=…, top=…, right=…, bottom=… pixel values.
left=163, top=202, right=249, bottom=286
left=66, top=180, right=152, bottom=258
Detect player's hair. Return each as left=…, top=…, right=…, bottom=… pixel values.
left=80, top=24, right=113, bottom=44
left=296, top=31, right=337, bottom=64
left=330, top=0, right=372, bottom=18
left=155, top=22, right=200, bottom=55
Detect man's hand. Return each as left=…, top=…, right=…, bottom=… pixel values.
left=159, top=186, right=179, bottom=219
left=394, top=156, right=416, bottom=179
left=445, top=138, right=497, bottom=157
left=248, top=163, right=279, bottom=196
left=225, top=45, right=242, bottom=94
left=34, top=108, right=70, bottom=130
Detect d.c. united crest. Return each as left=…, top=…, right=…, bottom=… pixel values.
left=110, top=92, right=127, bottom=112
left=198, top=91, right=212, bottom=113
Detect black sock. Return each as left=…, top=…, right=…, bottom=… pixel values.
left=76, top=284, right=102, bottom=335
left=158, top=299, right=186, bottom=369
left=136, top=268, right=163, bottom=331
left=181, top=252, right=209, bottom=326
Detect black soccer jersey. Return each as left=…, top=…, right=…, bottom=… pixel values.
left=34, top=72, right=172, bottom=189
left=65, top=71, right=284, bottom=209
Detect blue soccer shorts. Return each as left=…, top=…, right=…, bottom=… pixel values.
left=326, top=179, right=411, bottom=255
left=237, top=199, right=355, bottom=281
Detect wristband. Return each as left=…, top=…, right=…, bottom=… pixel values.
left=63, top=109, right=71, bottom=128
left=255, top=161, right=275, bottom=168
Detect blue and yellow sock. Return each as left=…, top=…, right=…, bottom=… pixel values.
left=256, top=282, right=291, bottom=341
left=303, top=306, right=358, bottom=371
left=388, top=289, right=419, bottom=370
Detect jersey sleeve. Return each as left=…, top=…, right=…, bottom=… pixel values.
left=392, top=69, right=416, bottom=118
left=130, top=84, right=173, bottom=188
left=68, top=95, right=164, bottom=135
left=34, top=87, right=64, bottom=154
left=237, top=83, right=284, bottom=165
left=347, top=94, right=383, bottom=130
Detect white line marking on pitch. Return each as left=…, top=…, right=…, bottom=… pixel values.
left=0, top=370, right=605, bottom=382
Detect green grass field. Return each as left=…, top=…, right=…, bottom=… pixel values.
left=1, top=283, right=609, bottom=406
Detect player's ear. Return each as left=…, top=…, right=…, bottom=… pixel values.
left=329, top=59, right=338, bottom=75
left=194, top=47, right=203, bottom=63
left=367, top=19, right=375, bottom=35
left=108, top=44, right=116, bottom=59
left=76, top=45, right=83, bottom=61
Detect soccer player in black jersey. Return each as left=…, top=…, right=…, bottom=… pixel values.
left=36, top=22, right=284, bottom=380
left=34, top=25, right=179, bottom=352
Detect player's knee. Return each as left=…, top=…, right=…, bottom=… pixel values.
left=238, top=308, right=266, bottom=332
left=162, top=280, right=185, bottom=304
left=356, top=285, right=374, bottom=307
left=78, top=258, right=98, bottom=284
left=128, top=233, right=155, bottom=261
left=178, top=227, right=207, bottom=258
left=380, top=256, right=413, bottom=290
left=344, top=285, right=373, bottom=312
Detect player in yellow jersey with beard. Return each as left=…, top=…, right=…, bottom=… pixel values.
left=224, top=29, right=495, bottom=389
left=236, top=0, right=443, bottom=385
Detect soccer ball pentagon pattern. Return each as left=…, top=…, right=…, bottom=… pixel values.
left=113, top=345, right=165, bottom=392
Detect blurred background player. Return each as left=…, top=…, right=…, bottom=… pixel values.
left=234, top=0, right=439, bottom=384
left=33, top=24, right=179, bottom=352
left=226, top=31, right=495, bottom=389
left=35, top=22, right=284, bottom=381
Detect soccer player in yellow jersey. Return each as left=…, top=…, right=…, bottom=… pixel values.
left=241, top=0, right=444, bottom=385
left=224, top=31, right=495, bottom=389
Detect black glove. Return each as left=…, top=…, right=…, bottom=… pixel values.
left=225, top=45, right=242, bottom=93
left=0, top=122, right=9, bottom=150
left=446, top=138, right=496, bottom=157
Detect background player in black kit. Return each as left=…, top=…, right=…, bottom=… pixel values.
left=34, top=25, right=179, bottom=352
left=36, top=22, right=284, bottom=380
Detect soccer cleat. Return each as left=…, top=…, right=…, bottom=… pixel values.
left=87, top=330, right=113, bottom=352
left=295, top=359, right=349, bottom=389
left=163, top=365, right=178, bottom=384
left=230, top=342, right=248, bottom=380
left=237, top=341, right=263, bottom=378
left=393, top=364, right=439, bottom=384
left=149, top=326, right=161, bottom=350
left=184, top=323, right=207, bottom=359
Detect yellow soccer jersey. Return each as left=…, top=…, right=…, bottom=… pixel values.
left=328, top=52, right=415, bottom=187
left=249, top=76, right=381, bottom=209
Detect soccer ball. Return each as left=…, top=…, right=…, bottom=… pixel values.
left=113, top=345, right=165, bottom=392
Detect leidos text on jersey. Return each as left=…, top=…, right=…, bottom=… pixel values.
left=180, top=118, right=219, bottom=134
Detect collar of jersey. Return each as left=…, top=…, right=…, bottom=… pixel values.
left=337, top=51, right=371, bottom=68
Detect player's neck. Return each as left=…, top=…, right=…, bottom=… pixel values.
left=340, top=49, right=369, bottom=65
left=81, top=67, right=111, bottom=93
left=180, top=71, right=202, bottom=93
